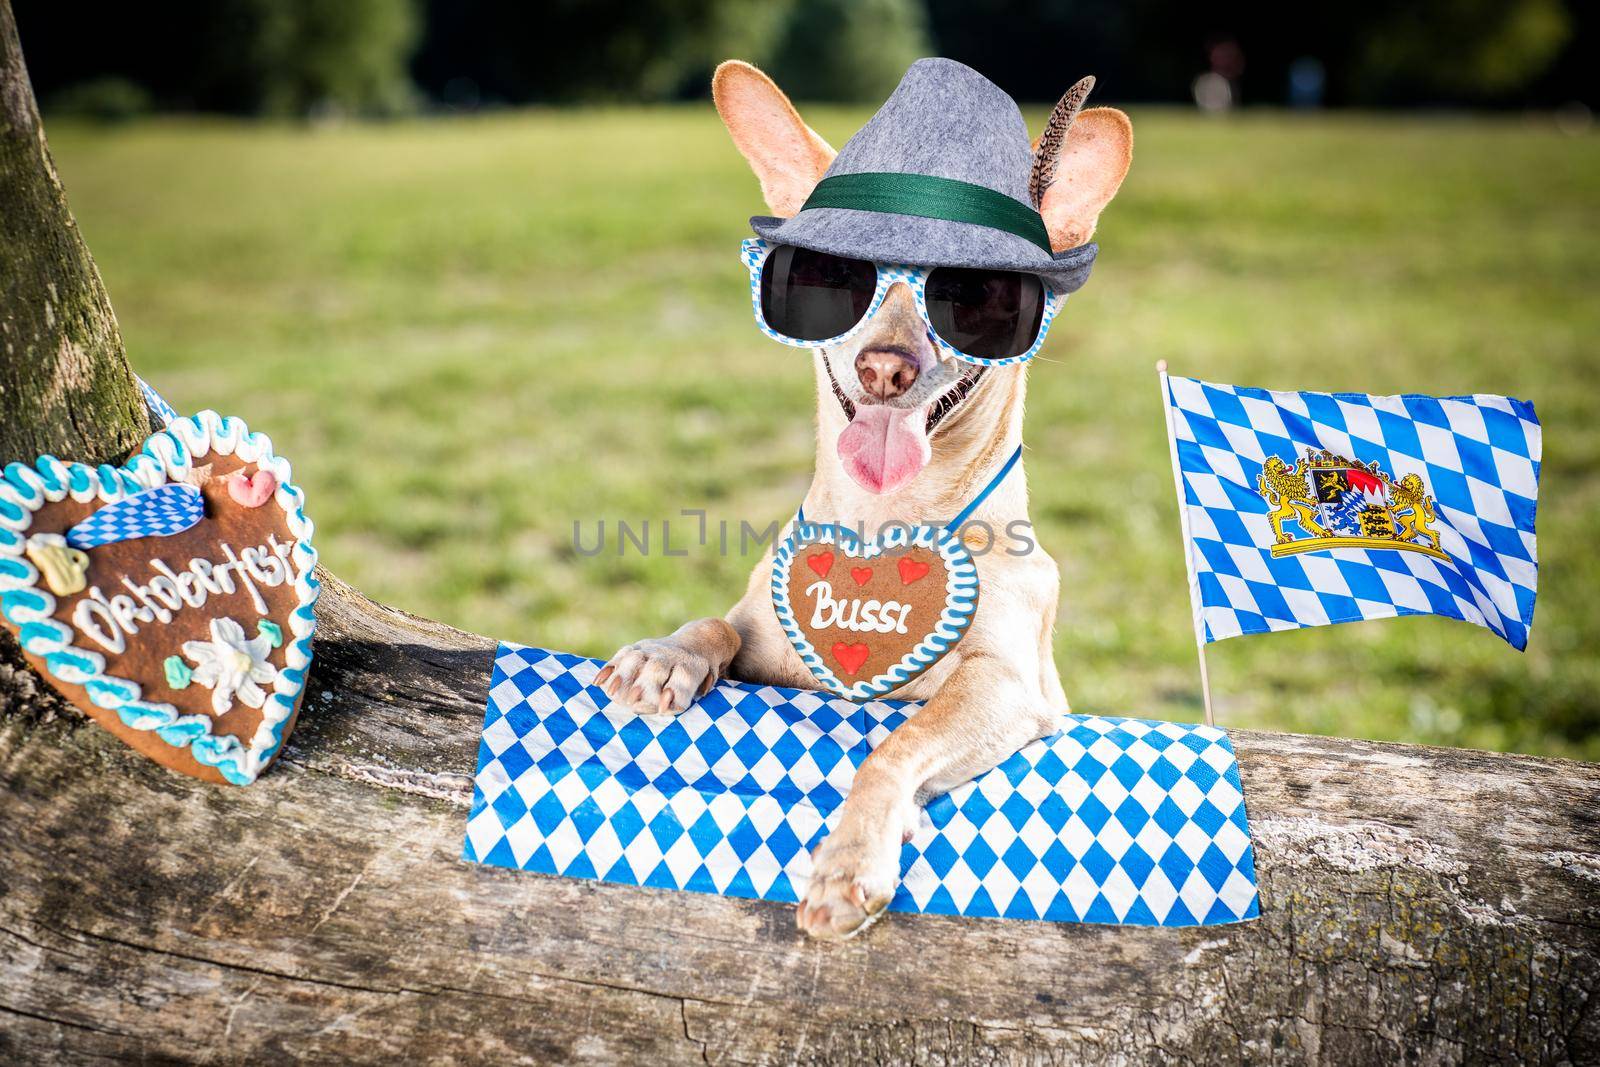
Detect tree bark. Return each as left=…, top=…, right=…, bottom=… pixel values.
left=0, top=3, right=1597, bottom=1063
left=0, top=0, right=146, bottom=466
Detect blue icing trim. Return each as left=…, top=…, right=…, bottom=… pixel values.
left=190, top=734, right=237, bottom=760
left=68, top=465, right=94, bottom=495
left=118, top=702, right=176, bottom=730
left=47, top=652, right=106, bottom=684
left=3, top=588, right=50, bottom=622
left=156, top=719, right=209, bottom=745
left=35, top=456, right=68, bottom=494
left=0, top=557, right=32, bottom=582
left=189, top=735, right=250, bottom=784
left=18, top=620, right=70, bottom=653
left=218, top=763, right=254, bottom=786
left=0, top=528, right=21, bottom=550
left=0, top=497, right=23, bottom=523
left=141, top=432, right=188, bottom=468
left=95, top=465, right=120, bottom=495
left=3, top=462, right=43, bottom=504
left=84, top=676, right=139, bottom=708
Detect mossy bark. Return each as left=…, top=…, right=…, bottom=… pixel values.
left=0, top=0, right=145, bottom=467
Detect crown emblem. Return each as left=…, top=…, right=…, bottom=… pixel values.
left=1256, top=450, right=1445, bottom=561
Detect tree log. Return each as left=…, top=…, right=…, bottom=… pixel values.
left=0, top=0, right=146, bottom=466
left=1, top=576, right=1597, bottom=1064
left=0, top=3, right=1597, bottom=1062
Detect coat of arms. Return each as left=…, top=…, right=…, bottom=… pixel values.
left=1257, top=450, right=1445, bottom=560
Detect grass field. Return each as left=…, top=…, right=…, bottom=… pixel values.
left=43, top=107, right=1600, bottom=759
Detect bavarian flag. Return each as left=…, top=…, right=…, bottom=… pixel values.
left=1160, top=370, right=1541, bottom=650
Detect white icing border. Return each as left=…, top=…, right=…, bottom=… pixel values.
left=0, top=411, right=318, bottom=785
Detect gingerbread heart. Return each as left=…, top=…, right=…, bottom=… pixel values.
left=771, top=521, right=978, bottom=700
left=0, top=411, right=318, bottom=785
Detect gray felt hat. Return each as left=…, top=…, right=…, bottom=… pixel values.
left=751, top=58, right=1098, bottom=294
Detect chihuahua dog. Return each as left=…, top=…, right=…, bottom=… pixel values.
left=596, top=60, right=1132, bottom=939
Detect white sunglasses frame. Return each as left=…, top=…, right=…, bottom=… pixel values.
left=740, top=237, right=1067, bottom=367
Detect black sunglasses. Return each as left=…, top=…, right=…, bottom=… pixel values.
left=744, top=241, right=1060, bottom=365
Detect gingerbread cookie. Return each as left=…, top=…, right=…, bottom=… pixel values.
left=0, top=411, right=318, bottom=785
left=772, top=522, right=978, bottom=700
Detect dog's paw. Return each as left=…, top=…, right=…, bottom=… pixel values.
left=796, top=829, right=901, bottom=941
left=595, top=637, right=719, bottom=716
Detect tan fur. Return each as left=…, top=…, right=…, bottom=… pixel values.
left=711, top=60, right=837, bottom=217
left=1036, top=108, right=1133, bottom=251
left=598, top=64, right=1128, bottom=940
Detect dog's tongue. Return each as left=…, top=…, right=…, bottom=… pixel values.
left=837, top=404, right=931, bottom=494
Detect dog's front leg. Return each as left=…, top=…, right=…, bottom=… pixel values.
left=797, top=651, right=1058, bottom=940
left=595, top=617, right=742, bottom=715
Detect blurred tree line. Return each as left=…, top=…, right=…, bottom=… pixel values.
left=14, top=0, right=1597, bottom=118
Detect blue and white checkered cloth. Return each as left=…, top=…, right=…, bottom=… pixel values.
left=65, top=482, right=204, bottom=549
left=136, top=375, right=180, bottom=426
left=464, top=644, right=1260, bottom=926
left=1165, top=374, right=1540, bottom=650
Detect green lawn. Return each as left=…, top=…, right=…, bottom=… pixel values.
left=44, top=107, right=1600, bottom=759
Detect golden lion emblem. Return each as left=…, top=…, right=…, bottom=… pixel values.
left=1389, top=473, right=1441, bottom=550
left=1258, top=456, right=1327, bottom=545
left=1256, top=452, right=1446, bottom=561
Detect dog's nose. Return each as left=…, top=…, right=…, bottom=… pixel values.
left=856, top=348, right=919, bottom=400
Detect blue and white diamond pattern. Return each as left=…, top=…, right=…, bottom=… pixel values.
left=65, top=482, right=204, bottom=549
left=464, top=644, right=1260, bottom=926
left=136, top=375, right=179, bottom=426
left=1165, top=374, right=1541, bottom=650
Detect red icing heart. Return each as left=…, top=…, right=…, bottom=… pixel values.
left=898, top=557, right=931, bottom=584
left=228, top=469, right=278, bottom=509
left=832, top=642, right=870, bottom=676
left=850, top=566, right=873, bottom=586
left=807, top=551, right=834, bottom=578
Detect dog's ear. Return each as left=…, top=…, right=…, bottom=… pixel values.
left=1030, top=77, right=1133, bottom=252
left=713, top=60, right=836, bottom=217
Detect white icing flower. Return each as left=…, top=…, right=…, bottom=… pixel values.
left=182, top=617, right=278, bottom=715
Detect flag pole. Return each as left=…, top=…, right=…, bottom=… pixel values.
left=1156, top=361, right=1216, bottom=728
